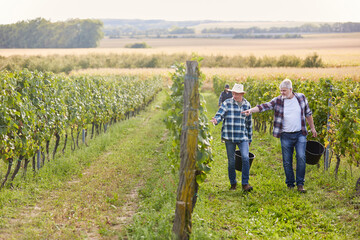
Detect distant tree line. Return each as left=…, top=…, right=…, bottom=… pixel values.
left=0, top=18, right=104, bottom=48
left=102, top=19, right=206, bottom=38
left=202, top=22, right=360, bottom=35
left=169, top=27, right=195, bottom=34
left=233, top=34, right=302, bottom=39
left=103, top=21, right=360, bottom=39
left=105, top=27, right=194, bottom=38
left=102, top=19, right=211, bottom=30
left=104, top=27, right=166, bottom=38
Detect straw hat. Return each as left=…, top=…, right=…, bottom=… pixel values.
left=229, top=83, right=246, bottom=93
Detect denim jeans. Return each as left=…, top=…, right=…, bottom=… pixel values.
left=280, top=131, right=307, bottom=187
left=225, top=140, right=250, bottom=185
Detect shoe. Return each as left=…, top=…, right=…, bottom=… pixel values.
left=297, top=185, right=306, bottom=193
left=242, top=184, right=253, bottom=192
left=288, top=185, right=295, bottom=190
left=229, top=183, right=237, bottom=190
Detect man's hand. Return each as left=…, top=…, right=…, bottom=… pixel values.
left=242, top=109, right=252, bottom=116
left=210, top=118, right=217, bottom=125
left=306, top=116, right=317, bottom=138
left=311, top=128, right=317, bottom=138
left=242, top=107, right=259, bottom=116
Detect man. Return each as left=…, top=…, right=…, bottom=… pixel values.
left=218, top=84, right=233, bottom=107
left=211, top=83, right=253, bottom=192
left=242, top=79, right=317, bottom=193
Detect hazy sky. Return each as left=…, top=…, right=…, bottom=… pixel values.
left=1, top=0, right=360, bottom=24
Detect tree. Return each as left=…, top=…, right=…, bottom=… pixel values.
left=0, top=18, right=103, bottom=48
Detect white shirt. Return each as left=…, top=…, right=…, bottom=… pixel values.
left=282, top=96, right=302, bottom=132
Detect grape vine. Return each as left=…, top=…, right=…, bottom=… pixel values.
left=0, top=69, right=163, bottom=188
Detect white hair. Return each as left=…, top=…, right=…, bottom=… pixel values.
left=279, top=79, right=292, bottom=89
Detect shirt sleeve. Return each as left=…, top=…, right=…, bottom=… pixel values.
left=244, top=102, right=252, bottom=142
left=246, top=114, right=252, bottom=142
left=257, top=97, right=277, bottom=112
left=303, top=95, right=313, bottom=117
left=214, top=103, right=226, bottom=124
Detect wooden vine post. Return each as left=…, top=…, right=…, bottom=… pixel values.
left=173, top=61, right=200, bottom=240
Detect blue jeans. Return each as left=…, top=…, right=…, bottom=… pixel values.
left=225, top=141, right=250, bottom=185
left=280, top=131, right=307, bottom=187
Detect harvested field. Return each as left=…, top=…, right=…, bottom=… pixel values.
left=1, top=33, right=360, bottom=66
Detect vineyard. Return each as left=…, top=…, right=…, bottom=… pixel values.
left=0, top=69, right=162, bottom=188
left=0, top=63, right=359, bottom=238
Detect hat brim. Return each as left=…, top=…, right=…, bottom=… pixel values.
left=230, top=90, right=246, bottom=93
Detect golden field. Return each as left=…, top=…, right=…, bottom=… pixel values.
left=1, top=33, right=360, bottom=67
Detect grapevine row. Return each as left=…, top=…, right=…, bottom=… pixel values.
left=0, top=69, right=163, bottom=187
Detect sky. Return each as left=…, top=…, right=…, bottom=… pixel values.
left=1, top=0, right=360, bottom=25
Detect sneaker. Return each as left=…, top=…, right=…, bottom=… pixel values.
left=297, top=185, right=306, bottom=193
left=242, top=184, right=253, bottom=192
left=229, top=183, right=237, bottom=190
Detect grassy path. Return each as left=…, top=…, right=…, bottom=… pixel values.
left=0, top=92, right=169, bottom=239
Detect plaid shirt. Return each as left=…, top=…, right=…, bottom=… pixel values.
left=214, top=97, right=252, bottom=143
left=257, top=92, right=312, bottom=138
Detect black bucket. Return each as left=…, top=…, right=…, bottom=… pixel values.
left=235, top=150, right=255, bottom=172
left=306, top=140, right=325, bottom=165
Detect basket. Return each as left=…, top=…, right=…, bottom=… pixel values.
left=235, top=150, right=255, bottom=171
left=306, top=140, right=325, bottom=165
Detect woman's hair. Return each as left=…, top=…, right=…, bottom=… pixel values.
left=279, top=79, right=292, bottom=89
